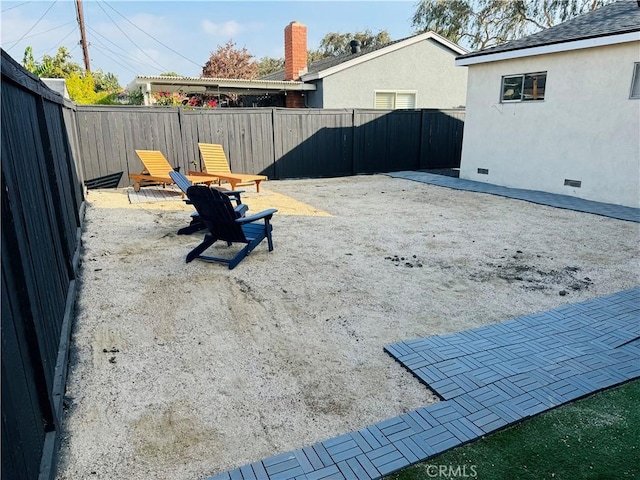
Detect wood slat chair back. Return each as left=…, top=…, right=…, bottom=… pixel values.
left=135, top=150, right=175, bottom=177
left=198, top=143, right=233, bottom=175
left=188, top=186, right=247, bottom=243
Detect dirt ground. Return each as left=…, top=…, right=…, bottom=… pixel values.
left=56, top=174, right=639, bottom=480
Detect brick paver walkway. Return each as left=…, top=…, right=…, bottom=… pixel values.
left=207, top=288, right=640, bottom=480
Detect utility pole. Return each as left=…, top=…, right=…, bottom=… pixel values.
left=75, top=0, right=91, bottom=72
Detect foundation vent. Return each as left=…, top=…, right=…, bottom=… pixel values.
left=564, top=179, right=582, bottom=188
left=477, top=168, right=489, bottom=175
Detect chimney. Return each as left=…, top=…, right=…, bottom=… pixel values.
left=350, top=40, right=361, bottom=54
left=284, top=21, right=307, bottom=80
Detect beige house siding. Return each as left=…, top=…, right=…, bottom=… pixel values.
left=314, top=39, right=468, bottom=109
left=459, top=42, right=640, bottom=208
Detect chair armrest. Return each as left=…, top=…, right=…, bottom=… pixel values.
left=236, top=209, right=278, bottom=224
left=234, top=204, right=249, bottom=218
left=223, top=190, right=246, bottom=196
left=222, top=190, right=245, bottom=206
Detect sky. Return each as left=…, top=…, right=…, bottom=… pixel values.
left=1, top=0, right=420, bottom=87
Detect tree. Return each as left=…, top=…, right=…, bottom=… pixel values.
left=201, top=40, right=258, bottom=79
left=317, top=29, right=392, bottom=57
left=38, top=46, right=83, bottom=78
left=93, top=69, right=120, bottom=92
left=412, top=0, right=615, bottom=50
left=256, top=57, right=285, bottom=77
left=66, top=71, right=98, bottom=104
left=307, top=50, right=326, bottom=64
left=22, top=46, right=122, bottom=102
left=23, top=46, right=52, bottom=76
left=159, top=72, right=181, bottom=76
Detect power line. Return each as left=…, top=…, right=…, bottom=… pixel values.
left=1, top=20, right=74, bottom=44
left=88, top=44, right=139, bottom=77
left=7, top=1, right=58, bottom=50
left=86, top=25, right=169, bottom=73
left=87, top=32, right=157, bottom=76
left=1, top=1, right=30, bottom=13
left=100, top=0, right=202, bottom=69
left=93, top=0, right=171, bottom=72
left=41, top=25, right=79, bottom=56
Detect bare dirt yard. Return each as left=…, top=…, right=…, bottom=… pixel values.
left=56, top=174, right=639, bottom=480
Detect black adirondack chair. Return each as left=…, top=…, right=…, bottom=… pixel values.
left=184, top=184, right=277, bottom=269
left=169, top=170, right=247, bottom=235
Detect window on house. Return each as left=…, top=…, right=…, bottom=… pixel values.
left=631, top=63, right=640, bottom=99
left=374, top=91, right=417, bottom=109
left=501, top=72, right=546, bottom=102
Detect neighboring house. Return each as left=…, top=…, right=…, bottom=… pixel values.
left=126, top=75, right=314, bottom=107
left=263, top=21, right=468, bottom=109
left=127, top=21, right=468, bottom=110
left=455, top=0, right=640, bottom=208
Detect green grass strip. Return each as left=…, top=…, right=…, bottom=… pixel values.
left=387, top=379, right=640, bottom=480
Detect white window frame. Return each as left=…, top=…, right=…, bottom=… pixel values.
left=630, top=62, right=640, bottom=99
left=374, top=90, right=417, bottom=110
left=500, top=72, right=547, bottom=103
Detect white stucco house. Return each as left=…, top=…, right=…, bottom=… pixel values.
left=455, top=0, right=640, bottom=208
left=263, top=22, right=468, bottom=109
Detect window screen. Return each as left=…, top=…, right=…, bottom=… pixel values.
left=375, top=92, right=395, bottom=109
left=396, top=93, right=416, bottom=109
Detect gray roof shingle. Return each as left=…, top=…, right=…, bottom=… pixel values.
left=457, top=0, right=640, bottom=61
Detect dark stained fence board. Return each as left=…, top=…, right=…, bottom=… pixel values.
left=2, top=48, right=83, bottom=480
left=354, top=109, right=422, bottom=174
left=224, top=110, right=274, bottom=177
left=43, top=101, right=81, bottom=265
left=181, top=110, right=200, bottom=170
left=62, top=107, right=86, bottom=197
left=2, top=83, right=69, bottom=391
left=420, top=109, right=465, bottom=169
left=273, top=108, right=353, bottom=179
left=2, top=264, right=46, bottom=480
left=184, top=109, right=275, bottom=177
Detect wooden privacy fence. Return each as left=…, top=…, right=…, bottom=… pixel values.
left=1, top=51, right=84, bottom=480
left=76, top=106, right=465, bottom=188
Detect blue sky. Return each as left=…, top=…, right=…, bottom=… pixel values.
left=1, top=0, right=419, bottom=87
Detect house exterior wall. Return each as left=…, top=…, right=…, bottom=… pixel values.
left=459, top=42, right=640, bottom=208
left=306, top=80, right=323, bottom=108
left=318, top=39, right=468, bottom=109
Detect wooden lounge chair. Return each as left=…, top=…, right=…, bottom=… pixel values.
left=183, top=184, right=277, bottom=269
left=129, top=149, right=218, bottom=192
left=191, top=143, right=268, bottom=192
left=169, top=170, right=248, bottom=235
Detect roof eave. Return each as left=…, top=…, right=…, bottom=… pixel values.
left=456, top=31, right=640, bottom=66
left=129, top=76, right=315, bottom=91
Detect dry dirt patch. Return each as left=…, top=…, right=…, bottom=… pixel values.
left=56, top=175, right=639, bottom=480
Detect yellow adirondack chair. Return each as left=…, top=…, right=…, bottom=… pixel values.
left=192, top=143, right=267, bottom=192
left=130, top=150, right=217, bottom=192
